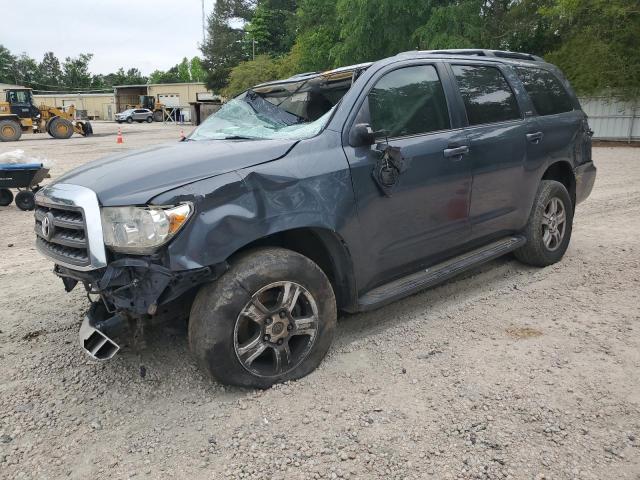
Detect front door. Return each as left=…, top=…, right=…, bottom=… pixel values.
left=343, top=63, right=472, bottom=291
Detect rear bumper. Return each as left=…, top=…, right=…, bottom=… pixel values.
left=574, top=161, right=596, bottom=205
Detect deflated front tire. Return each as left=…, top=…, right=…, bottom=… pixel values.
left=188, top=247, right=337, bottom=388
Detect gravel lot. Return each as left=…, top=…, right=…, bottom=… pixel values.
left=1, top=122, right=639, bottom=480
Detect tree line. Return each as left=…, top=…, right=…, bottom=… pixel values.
left=201, top=0, right=640, bottom=98
left=0, top=47, right=206, bottom=91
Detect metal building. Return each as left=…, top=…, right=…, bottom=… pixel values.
left=579, top=97, right=639, bottom=142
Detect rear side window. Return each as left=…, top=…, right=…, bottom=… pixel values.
left=451, top=65, right=521, bottom=125
left=368, top=65, right=450, bottom=137
left=515, top=67, right=574, bottom=116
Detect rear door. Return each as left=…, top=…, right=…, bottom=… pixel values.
left=447, top=63, right=529, bottom=240
left=514, top=65, right=587, bottom=173
left=343, top=62, right=472, bottom=290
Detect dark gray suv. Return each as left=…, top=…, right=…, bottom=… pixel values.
left=34, top=49, right=596, bottom=388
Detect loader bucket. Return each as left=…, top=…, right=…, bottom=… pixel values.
left=79, top=121, right=93, bottom=136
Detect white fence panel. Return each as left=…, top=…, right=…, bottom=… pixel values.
left=579, top=97, right=639, bottom=142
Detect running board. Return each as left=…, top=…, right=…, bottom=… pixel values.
left=358, top=235, right=526, bottom=311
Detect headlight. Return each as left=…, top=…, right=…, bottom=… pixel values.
left=101, top=203, right=192, bottom=254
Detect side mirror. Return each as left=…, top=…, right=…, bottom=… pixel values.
left=349, top=123, right=376, bottom=148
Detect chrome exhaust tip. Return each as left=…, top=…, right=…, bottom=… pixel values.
left=79, top=315, right=120, bottom=361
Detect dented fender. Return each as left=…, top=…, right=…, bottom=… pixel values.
left=150, top=132, right=368, bottom=304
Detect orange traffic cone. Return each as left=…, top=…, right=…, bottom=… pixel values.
left=179, top=129, right=185, bottom=140
left=116, top=128, right=123, bottom=144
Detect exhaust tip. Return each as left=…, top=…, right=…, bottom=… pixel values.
left=79, top=316, right=120, bottom=360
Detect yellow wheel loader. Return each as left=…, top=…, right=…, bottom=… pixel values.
left=0, top=88, right=93, bottom=142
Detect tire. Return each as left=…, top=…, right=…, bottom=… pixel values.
left=514, top=180, right=573, bottom=267
left=126, top=117, right=133, bottom=124
left=15, top=191, right=35, bottom=211
left=146, top=116, right=153, bottom=123
left=0, top=188, right=13, bottom=206
left=153, top=110, right=163, bottom=122
left=48, top=117, right=73, bottom=139
left=0, top=119, right=22, bottom=142
left=189, top=247, right=337, bottom=388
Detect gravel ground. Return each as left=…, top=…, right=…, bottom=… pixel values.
left=0, top=122, right=639, bottom=480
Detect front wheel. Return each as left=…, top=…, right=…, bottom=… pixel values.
left=146, top=116, right=153, bottom=123
left=189, top=247, right=337, bottom=388
left=515, top=180, right=573, bottom=267
left=126, top=117, right=133, bottom=124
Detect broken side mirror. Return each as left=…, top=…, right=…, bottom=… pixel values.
left=349, top=123, right=376, bottom=148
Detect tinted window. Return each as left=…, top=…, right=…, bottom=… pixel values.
left=368, top=65, right=450, bottom=137
left=516, top=67, right=574, bottom=116
left=451, top=65, right=521, bottom=125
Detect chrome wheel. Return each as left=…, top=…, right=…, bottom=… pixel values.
left=542, top=197, right=566, bottom=251
left=234, top=281, right=319, bottom=378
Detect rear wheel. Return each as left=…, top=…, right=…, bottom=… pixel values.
left=515, top=180, right=573, bottom=267
left=15, top=190, right=35, bottom=211
left=189, top=247, right=337, bottom=388
left=0, top=188, right=13, bottom=206
left=48, top=117, right=73, bottom=139
left=0, top=119, right=22, bottom=142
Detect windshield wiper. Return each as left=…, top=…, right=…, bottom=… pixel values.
left=220, top=135, right=258, bottom=140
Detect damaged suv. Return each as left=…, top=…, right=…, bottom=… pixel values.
left=34, top=49, right=596, bottom=388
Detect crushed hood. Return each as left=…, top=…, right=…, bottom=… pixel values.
left=55, top=139, right=298, bottom=206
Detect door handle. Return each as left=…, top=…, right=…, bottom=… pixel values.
left=526, top=132, right=544, bottom=144
left=443, top=145, right=469, bottom=159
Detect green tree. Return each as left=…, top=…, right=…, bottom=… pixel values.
left=246, top=0, right=297, bottom=57
left=38, top=52, right=62, bottom=88
left=14, top=53, right=40, bottom=87
left=294, top=0, right=341, bottom=71
left=62, top=53, right=94, bottom=88
left=149, top=67, right=182, bottom=84
left=0, top=45, right=17, bottom=84
left=190, top=56, right=206, bottom=82
left=333, top=0, right=432, bottom=65
left=177, top=57, right=191, bottom=82
left=223, top=54, right=299, bottom=97
left=541, top=0, right=640, bottom=97
left=201, top=0, right=254, bottom=91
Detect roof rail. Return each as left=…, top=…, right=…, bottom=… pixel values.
left=398, top=49, right=544, bottom=62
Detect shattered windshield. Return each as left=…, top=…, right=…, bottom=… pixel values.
left=190, top=70, right=355, bottom=141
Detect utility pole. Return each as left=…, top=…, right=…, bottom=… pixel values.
left=201, top=0, right=206, bottom=45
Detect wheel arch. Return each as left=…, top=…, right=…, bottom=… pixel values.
left=230, top=227, right=358, bottom=311
left=541, top=160, right=576, bottom=208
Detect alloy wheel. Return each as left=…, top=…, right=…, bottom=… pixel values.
left=234, top=281, right=319, bottom=378
left=542, top=197, right=566, bottom=251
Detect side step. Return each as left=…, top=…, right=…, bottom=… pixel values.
left=358, top=235, right=526, bottom=311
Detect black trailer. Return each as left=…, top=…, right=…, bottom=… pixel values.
left=0, top=163, right=50, bottom=210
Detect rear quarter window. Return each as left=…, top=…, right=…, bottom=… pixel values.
left=451, top=65, right=521, bottom=126
left=515, top=67, right=574, bottom=116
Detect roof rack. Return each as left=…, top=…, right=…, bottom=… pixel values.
left=398, top=49, right=544, bottom=62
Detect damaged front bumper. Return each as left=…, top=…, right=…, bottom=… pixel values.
left=55, top=257, right=226, bottom=316
left=55, top=256, right=227, bottom=360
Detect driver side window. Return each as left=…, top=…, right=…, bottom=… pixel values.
left=368, top=65, right=450, bottom=138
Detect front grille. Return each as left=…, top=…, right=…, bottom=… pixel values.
left=35, top=204, right=90, bottom=267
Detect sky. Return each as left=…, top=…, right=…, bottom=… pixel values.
left=3, top=0, right=215, bottom=75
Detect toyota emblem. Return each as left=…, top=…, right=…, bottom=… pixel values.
left=41, top=213, right=55, bottom=241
